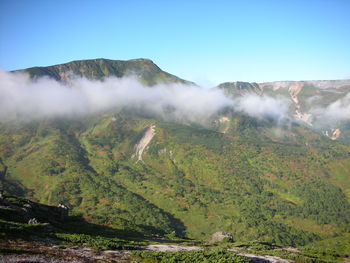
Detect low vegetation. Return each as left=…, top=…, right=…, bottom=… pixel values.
left=133, top=249, right=252, bottom=263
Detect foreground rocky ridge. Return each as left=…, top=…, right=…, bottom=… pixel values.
left=0, top=195, right=291, bottom=263
left=2, top=195, right=341, bottom=263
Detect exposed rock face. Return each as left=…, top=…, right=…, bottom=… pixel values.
left=287, top=83, right=314, bottom=126
left=294, top=111, right=313, bottom=125
left=210, top=231, right=233, bottom=242
left=259, top=80, right=350, bottom=128
left=214, top=116, right=231, bottom=134
left=133, top=125, right=156, bottom=162
left=330, top=128, right=341, bottom=140
left=323, top=128, right=342, bottom=140
left=260, top=81, right=314, bottom=126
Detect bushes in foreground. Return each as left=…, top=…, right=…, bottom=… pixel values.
left=133, top=248, right=252, bottom=263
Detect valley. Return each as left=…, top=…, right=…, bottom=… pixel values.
left=1, top=58, right=350, bottom=262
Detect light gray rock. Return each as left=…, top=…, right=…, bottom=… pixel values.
left=210, top=231, right=233, bottom=242
left=28, top=218, right=39, bottom=224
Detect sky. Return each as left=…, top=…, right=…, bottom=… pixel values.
left=0, top=0, right=349, bottom=84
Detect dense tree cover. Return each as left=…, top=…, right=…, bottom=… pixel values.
left=292, top=181, right=350, bottom=230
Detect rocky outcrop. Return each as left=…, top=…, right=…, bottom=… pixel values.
left=323, top=128, right=342, bottom=140
left=0, top=194, right=69, bottom=225
left=210, top=231, right=233, bottom=242
left=28, top=218, right=39, bottom=224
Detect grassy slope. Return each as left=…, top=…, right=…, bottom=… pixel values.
left=18, top=58, right=191, bottom=86
left=1, top=112, right=350, bottom=247
left=0, top=194, right=149, bottom=252
left=1, top=194, right=347, bottom=263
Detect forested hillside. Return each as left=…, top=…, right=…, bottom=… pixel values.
left=1, top=59, right=350, bottom=248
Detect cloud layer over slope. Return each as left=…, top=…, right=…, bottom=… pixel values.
left=0, top=70, right=292, bottom=123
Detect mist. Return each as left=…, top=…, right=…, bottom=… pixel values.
left=235, top=94, right=290, bottom=122
left=0, top=70, right=290, bottom=124
left=311, top=93, right=350, bottom=125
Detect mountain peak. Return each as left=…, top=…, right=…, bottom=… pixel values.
left=17, top=58, right=190, bottom=86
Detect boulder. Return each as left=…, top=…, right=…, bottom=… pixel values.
left=210, top=231, right=233, bottom=243
left=28, top=218, right=39, bottom=224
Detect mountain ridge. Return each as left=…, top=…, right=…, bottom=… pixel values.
left=15, top=58, right=193, bottom=86
left=217, top=79, right=350, bottom=143
left=15, top=57, right=350, bottom=86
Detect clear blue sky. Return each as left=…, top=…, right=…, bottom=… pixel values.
left=0, top=0, right=349, bottom=84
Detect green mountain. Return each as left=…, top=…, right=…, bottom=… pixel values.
left=1, top=59, right=350, bottom=248
left=18, top=58, right=192, bottom=86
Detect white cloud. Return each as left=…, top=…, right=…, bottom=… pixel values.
left=0, top=70, right=291, bottom=124
left=235, top=94, right=290, bottom=122
left=311, top=93, right=350, bottom=123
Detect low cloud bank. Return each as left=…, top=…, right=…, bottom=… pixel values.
left=311, top=93, right=350, bottom=124
left=236, top=94, right=290, bottom=122
left=0, top=70, right=290, bottom=124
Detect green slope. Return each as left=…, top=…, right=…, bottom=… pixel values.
left=1, top=112, right=349, bottom=246
left=17, top=58, right=192, bottom=86
left=1, top=59, right=350, bottom=248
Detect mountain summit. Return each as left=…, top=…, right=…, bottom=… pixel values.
left=18, top=58, right=191, bottom=86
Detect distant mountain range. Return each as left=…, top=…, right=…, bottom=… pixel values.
left=1, top=58, right=350, bottom=248
left=218, top=79, right=350, bottom=143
